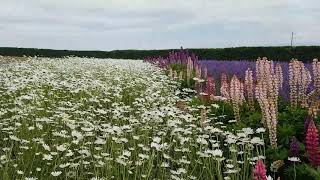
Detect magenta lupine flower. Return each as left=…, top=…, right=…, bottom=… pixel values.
left=289, top=136, right=299, bottom=157
left=305, top=120, right=320, bottom=167
left=253, top=160, right=267, bottom=180
left=304, top=115, right=312, bottom=135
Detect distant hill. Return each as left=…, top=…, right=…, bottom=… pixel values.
left=0, top=46, right=319, bottom=62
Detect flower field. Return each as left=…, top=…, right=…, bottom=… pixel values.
left=0, top=57, right=265, bottom=180
left=146, top=48, right=320, bottom=180
left=1, top=52, right=320, bottom=180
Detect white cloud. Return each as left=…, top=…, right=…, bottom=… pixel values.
left=0, top=0, right=319, bottom=50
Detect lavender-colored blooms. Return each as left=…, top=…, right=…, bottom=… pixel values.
left=145, top=47, right=199, bottom=68
left=145, top=48, right=315, bottom=101
left=200, top=60, right=255, bottom=80
left=199, top=60, right=313, bottom=101
left=168, top=47, right=197, bottom=65
left=289, top=136, right=299, bottom=157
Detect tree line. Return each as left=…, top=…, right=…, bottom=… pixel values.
left=0, top=46, right=319, bottom=62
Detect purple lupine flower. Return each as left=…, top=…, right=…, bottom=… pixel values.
left=289, top=136, right=299, bottom=157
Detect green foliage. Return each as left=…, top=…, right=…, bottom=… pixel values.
left=302, top=164, right=320, bottom=179
left=285, top=164, right=319, bottom=180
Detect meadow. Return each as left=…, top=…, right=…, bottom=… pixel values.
left=0, top=51, right=319, bottom=180
left=0, top=57, right=265, bottom=180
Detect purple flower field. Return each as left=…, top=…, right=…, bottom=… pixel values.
left=199, top=60, right=314, bottom=101
left=146, top=48, right=316, bottom=102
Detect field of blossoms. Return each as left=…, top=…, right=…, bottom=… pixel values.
left=146, top=48, right=320, bottom=180
left=0, top=57, right=267, bottom=180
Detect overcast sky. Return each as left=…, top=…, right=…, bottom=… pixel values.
left=0, top=0, right=319, bottom=50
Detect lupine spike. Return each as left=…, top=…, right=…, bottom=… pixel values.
left=289, top=59, right=311, bottom=108
left=304, top=115, right=312, bottom=135
left=220, top=73, right=230, bottom=100
left=205, top=76, right=215, bottom=101
left=255, top=57, right=279, bottom=149
left=245, top=68, right=255, bottom=111
left=289, top=136, right=299, bottom=157
left=253, top=160, right=267, bottom=180
left=230, top=75, right=244, bottom=122
left=312, top=59, right=320, bottom=94
left=305, top=120, right=320, bottom=167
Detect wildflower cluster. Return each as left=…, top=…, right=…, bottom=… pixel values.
left=0, top=57, right=265, bottom=180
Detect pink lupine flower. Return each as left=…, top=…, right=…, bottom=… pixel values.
left=253, top=160, right=267, bottom=180
left=306, top=120, right=320, bottom=167
left=255, top=57, right=279, bottom=149
left=230, top=75, right=244, bottom=122
left=205, top=76, right=215, bottom=101
left=304, top=115, right=312, bottom=135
